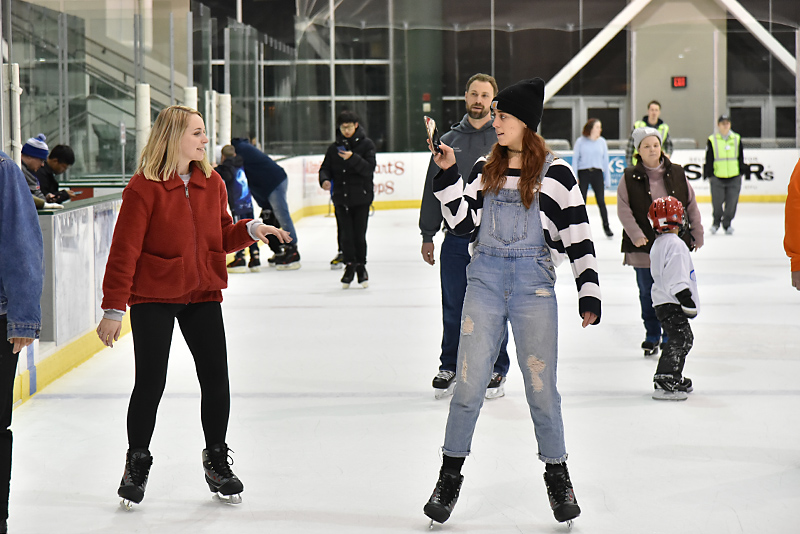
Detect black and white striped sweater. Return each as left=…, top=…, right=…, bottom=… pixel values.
left=433, top=157, right=601, bottom=322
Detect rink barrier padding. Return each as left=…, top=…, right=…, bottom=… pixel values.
left=12, top=315, right=132, bottom=408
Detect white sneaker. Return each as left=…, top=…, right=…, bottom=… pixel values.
left=725, top=226, right=734, bottom=235
left=710, top=225, right=719, bottom=234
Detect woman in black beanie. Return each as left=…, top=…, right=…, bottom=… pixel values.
left=423, top=78, right=601, bottom=528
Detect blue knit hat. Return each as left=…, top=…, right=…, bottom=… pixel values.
left=22, top=133, right=49, bottom=160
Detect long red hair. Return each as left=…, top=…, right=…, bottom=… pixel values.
left=482, top=129, right=550, bottom=209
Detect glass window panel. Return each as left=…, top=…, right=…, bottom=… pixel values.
left=295, top=64, right=331, bottom=96
left=541, top=108, right=573, bottom=142
left=730, top=107, right=761, bottom=137
left=775, top=107, right=796, bottom=138
left=335, top=64, right=387, bottom=96
left=586, top=108, right=621, bottom=140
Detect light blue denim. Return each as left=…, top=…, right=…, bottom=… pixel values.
left=267, top=178, right=298, bottom=244
left=0, top=151, right=44, bottom=340
left=442, top=187, right=567, bottom=464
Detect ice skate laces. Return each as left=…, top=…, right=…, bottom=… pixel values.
left=127, top=452, right=152, bottom=486
left=433, top=471, right=460, bottom=506
left=208, top=447, right=235, bottom=479
left=545, top=466, right=573, bottom=507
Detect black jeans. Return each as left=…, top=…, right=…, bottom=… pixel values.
left=128, top=302, right=230, bottom=450
left=654, top=304, right=693, bottom=379
left=577, top=168, right=610, bottom=229
left=334, top=202, right=371, bottom=264
left=0, top=315, right=21, bottom=521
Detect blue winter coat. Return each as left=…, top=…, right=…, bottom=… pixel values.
left=230, top=139, right=287, bottom=208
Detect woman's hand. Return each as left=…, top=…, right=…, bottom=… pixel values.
left=9, top=337, right=33, bottom=354
left=633, top=236, right=648, bottom=247
left=321, top=180, right=332, bottom=191
left=581, top=312, right=598, bottom=328
left=255, top=224, right=292, bottom=244
left=97, top=318, right=122, bottom=348
left=338, top=150, right=353, bottom=160
left=429, top=142, right=456, bottom=170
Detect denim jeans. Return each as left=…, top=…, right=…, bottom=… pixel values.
left=267, top=179, right=298, bottom=244
left=442, top=188, right=567, bottom=463
left=635, top=267, right=663, bottom=341
left=439, top=232, right=510, bottom=376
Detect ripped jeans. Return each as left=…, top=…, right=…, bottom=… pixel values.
left=442, top=247, right=566, bottom=463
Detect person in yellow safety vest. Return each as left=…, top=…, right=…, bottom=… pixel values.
left=625, top=100, right=673, bottom=167
left=704, top=114, right=745, bottom=235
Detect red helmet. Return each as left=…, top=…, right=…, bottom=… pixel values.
left=648, top=196, right=685, bottom=233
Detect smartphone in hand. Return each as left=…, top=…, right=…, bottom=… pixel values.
left=424, top=116, right=442, bottom=154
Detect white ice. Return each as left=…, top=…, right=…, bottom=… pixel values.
left=11, top=202, right=800, bottom=533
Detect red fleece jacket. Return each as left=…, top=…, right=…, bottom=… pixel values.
left=101, top=165, right=255, bottom=310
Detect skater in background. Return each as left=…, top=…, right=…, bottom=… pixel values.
left=785, top=157, right=800, bottom=290
left=96, top=105, right=291, bottom=508
left=573, top=118, right=614, bottom=237
left=617, top=127, right=703, bottom=357
left=232, top=137, right=301, bottom=270
left=0, top=150, right=44, bottom=534
left=423, top=78, right=600, bottom=528
left=215, top=144, right=261, bottom=272
left=418, top=73, right=511, bottom=400
left=704, top=114, right=745, bottom=235
left=626, top=100, right=673, bottom=166
left=319, top=110, right=377, bottom=288
left=647, top=196, right=698, bottom=401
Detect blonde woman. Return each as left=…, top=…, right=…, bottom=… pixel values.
left=97, top=105, right=290, bottom=508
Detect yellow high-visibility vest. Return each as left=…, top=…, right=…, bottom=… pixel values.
left=709, top=132, right=741, bottom=178
left=632, top=120, right=670, bottom=165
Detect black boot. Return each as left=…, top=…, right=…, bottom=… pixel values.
left=543, top=463, right=581, bottom=523
left=118, top=449, right=153, bottom=507
left=423, top=468, right=463, bottom=524
left=203, top=443, right=244, bottom=500
left=341, top=263, right=356, bottom=288
left=274, top=244, right=301, bottom=270
left=355, top=263, right=369, bottom=288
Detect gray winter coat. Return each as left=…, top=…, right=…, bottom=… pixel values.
left=418, top=114, right=497, bottom=242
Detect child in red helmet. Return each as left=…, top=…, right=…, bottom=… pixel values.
left=647, top=196, right=699, bottom=400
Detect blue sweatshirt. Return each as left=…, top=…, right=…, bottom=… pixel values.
left=572, top=136, right=610, bottom=186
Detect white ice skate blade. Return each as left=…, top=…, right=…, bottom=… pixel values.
left=652, top=389, right=688, bottom=401
left=249, top=267, right=261, bottom=273
left=120, top=499, right=135, bottom=511
left=331, top=263, right=344, bottom=270
left=485, top=385, right=505, bottom=399
left=359, top=281, right=369, bottom=289
left=566, top=519, right=574, bottom=529
left=213, top=492, right=243, bottom=504
left=342, top=282, right=351, bottom=289
left=226, top=267, right=248, bottom=274
left=276, top=262, right=301, bottom=271
left=434, top=382, right=455, bottom=400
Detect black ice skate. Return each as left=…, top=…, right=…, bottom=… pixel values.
left=203, top=443, right=244, bottom=504
left=652, top=375, right=690, bottom=401
left=641, top=338, right=659, bottom=356
left=432, top=370, right=456, bottom=400
left=356, top=263, right=369, bottom=288
left=267, top=245, right=283, bottom=267
left=330, top=251, right=344, bottom=270
left=118, top=448, right=153, bottom=510
left=248, top=251, right=261, bottom=272
left=226, top=256, right=247, bottom=273
left=275, top=244, right=301, bottom=270
left=341, top=263, right=356, bottom=288
left=485, top=372, right=506, bottom=400
left=543, top=463, right=581, bottom=526
left=423, top=468, right=463, bottom=526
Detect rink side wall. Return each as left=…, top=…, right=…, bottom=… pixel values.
left=14, top=148, right=799, bottom=408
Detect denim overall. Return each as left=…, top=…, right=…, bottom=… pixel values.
left=442, top=181, right=567, bottom=464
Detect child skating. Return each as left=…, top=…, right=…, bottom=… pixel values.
left=647, top=196, right=699, bottom=401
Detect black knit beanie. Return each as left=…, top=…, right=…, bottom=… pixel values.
left=491, top=78, right=545, bottom=131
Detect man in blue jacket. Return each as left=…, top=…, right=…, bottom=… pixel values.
left=419, top=73, right=511, bottom=400
left=0, top=150, right=44, bottom=533
left=231, top=138, right=301, bottom=270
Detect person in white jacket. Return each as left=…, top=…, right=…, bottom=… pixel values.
left=648, top=196, right=698, bottom=401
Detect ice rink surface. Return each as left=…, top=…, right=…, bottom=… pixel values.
left=10, top=201, right=800, bottom=534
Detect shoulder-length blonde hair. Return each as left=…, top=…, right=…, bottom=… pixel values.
left=482, top=129, right=551, bottom=209
left=136, top=105, right=213, bottom=182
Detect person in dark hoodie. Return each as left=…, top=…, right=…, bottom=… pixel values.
left=319, top=110, right=377, bottom=288
left=36, top=144, right=78, bottom=204
left=231, top=137, right=300, bottom=270
left=216, top=145, right=261, bottom=271
left=419, top=73, right=511, bottom=400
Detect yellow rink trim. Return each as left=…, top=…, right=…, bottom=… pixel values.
left=13, top=315, right=132, bottom=407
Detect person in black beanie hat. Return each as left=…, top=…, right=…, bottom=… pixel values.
left=422, top=78, right=600, bottom=528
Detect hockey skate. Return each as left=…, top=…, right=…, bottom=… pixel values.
left=275, top=244, right=301, bottom=270
left=330, top=252, right=344, bottom=270
left=226, top=256, right=248, bottom=273
left=652, top=375, right=691, bottom=401
left=641, top=338, right=659, bottom=356
left=424, top=468, right=463, bottom=527
left=432, top=370, right=456, bottom=400
left=203, top=444, right=244, bottom=504
left=543, top=463, right=581, bottom=527
left=341, top=263, right=356, bottom=288
left=118, top=449, right=153, bottom=510
left=485, top=372, right=506, bottom=399
left=248, top=251, right=261, bottom=272
left=356, top=264, right=369, bottom=288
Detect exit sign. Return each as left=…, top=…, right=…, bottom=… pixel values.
left=672, top=76, right=688, bottom=89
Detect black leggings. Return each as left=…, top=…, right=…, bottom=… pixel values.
left=577, top=168, right=610, bottom=229
left=128, top=302, right=230, bottom=450
left=0, top=315, right=20, bottom=521
left=654, top=304, right=693, bottom=379
left=334, top=202, right=371, bottom=264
